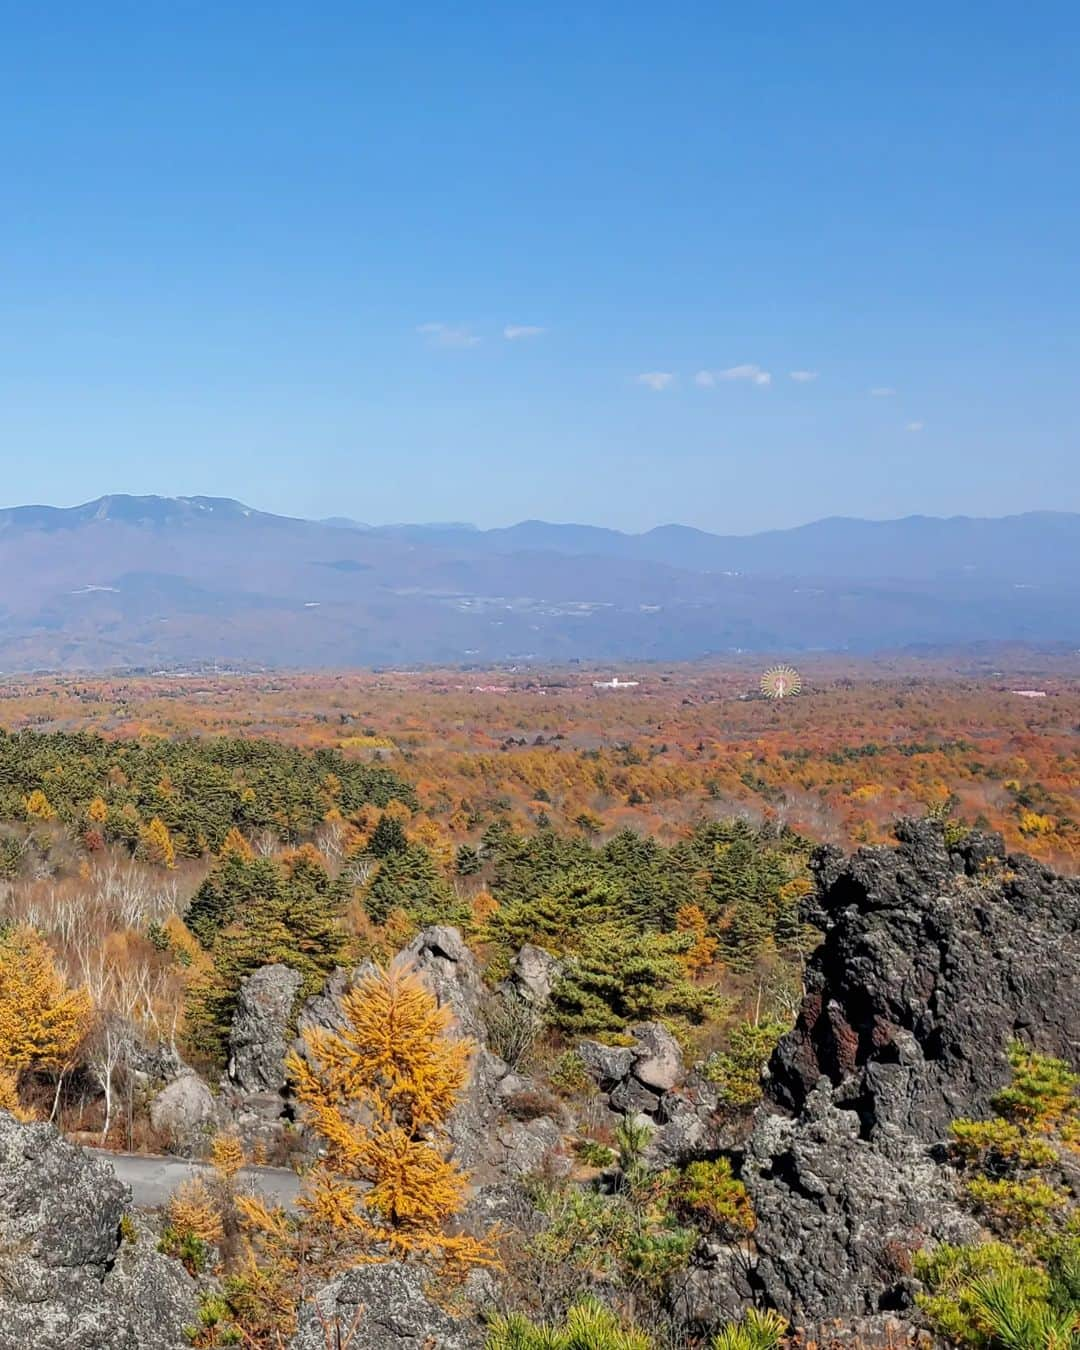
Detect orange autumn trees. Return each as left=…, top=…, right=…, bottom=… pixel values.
left=0, top=926, right=92, bottom=1117
left=233, top=962, right=495, bottom=1341
left=284, top=962, right=489, bottom=1262
left=138, top=815, right=176, bottom=868
left=0, top=667, right=1075, bottom=869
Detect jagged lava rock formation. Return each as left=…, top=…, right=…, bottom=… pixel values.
left=742, top=818, right=1080, bottom=1323
left=771, top=818, right=1080, bottom=1135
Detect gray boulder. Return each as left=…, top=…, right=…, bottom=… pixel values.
left=406, top=927, right=509, bottom=1169
left=0, top=1111, right=197, bottom=1349
left=229, top=963, right=303, bottom=1094
left=578, top=1024, right=698, bottom=1171
left=644, top=1074, right=723, bottom=1169
left=149, top=1072, right=216, bottom=1155
left=124, top=1030, right=189, bottom=1087
left=668, top=1240, right=755, bottom=1331
left=495, top=1070, right=536, bottom=1099
left=501, top=943, right=564, bottom=1008
left=629, top=1021, right=684, bottom=1092
left=105, top=1231, right=202, bottom=1350
left=291, top=1262, right=483, bottom=1349
left=450, top=1045, right=517, bottom=1171
left=610, top=1077, right=662, bottom=1116
left=791, top=1317, right=938, bottom=1347
left=489, top=1115, right=565, bottom=1178
left=297, top=962, right=376, bottom=1043
left=577, top=1039, right=634, bottom=1088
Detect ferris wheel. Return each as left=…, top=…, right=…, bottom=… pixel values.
left=760, top=664, right=802, bottom=700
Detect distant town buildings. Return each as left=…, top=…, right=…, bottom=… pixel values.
left=1012, top=689, right=1048, bottom=698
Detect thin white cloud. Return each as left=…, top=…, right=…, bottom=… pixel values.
left=503, top=324, right=546, bottom=340
left=870, top=386, right=895, bottom=397
left=790, top=370, right=818, bottom=382
left=416, top=322, right=481, bottom=349
left=697, top=363, right=772, bottom=387
left=636, top=371, right=676, bottom=391
left=906, top=421, right=924, bottom=432
left=725, top=364, right=772, bottom=385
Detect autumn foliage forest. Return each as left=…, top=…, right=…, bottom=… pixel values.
left=0, top=654, right=1077, bottom=1146
left=2, top=656, right=1074, bottom=856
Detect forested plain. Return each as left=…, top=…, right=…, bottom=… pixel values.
left=1, top=657, right=1078, bottom=1347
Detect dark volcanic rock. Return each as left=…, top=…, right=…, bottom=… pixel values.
left=741, top=819, right=1080, bottom=1322
left=743, top=1079, right=977, bottom=1318
left=771, top=818, right=1080, bottom=1138
left=0, top=1111, right=196, bottom=1349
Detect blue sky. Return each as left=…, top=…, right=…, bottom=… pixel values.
left=0, top=2, right=1076, bottom=532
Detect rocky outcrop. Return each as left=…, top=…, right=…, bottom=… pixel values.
left=400, top=926, right=501, bottom=1168
left=398, top=926, right=564, bottom=1180
left=631, top=1021, right=685, bottom=1092
left=743, top=1079, right=977, bottom=1318
left=290, top=929, right=563, bottom=1184
left=125, top=1030, right=189, bottom=1088
left=668, top=1241, right=755, bottom=1330
left=578, top=1023, right=724, bottom=1167
left=406, top=924, right=487, bottom=1039
left=291, top=1262, right=484, bottom=1349
left=770, top=818, right=1080, bottom=1138
left=0, top=1111, right=197, bottom=1349
left=499, top=943, right=564, bottom=1009
left=296, top=963, right=366, bottom=1042
left=223, top=962, right=305, bottom=1147
left=579, top=1021, right=686, bottom=1112
left=645, top=1072, right=726, bottom=1169
left=741, top=819, right=1080, bottom=1322
left=229, top=963, right=303, bottom=1094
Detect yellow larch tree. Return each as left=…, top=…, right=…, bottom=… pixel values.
left=138, top=815, right=176, bottom=868
left=675, top=903, right=719, bottom=976
left=0, top=927, right=92, bottom=1072
left=0, top=1069, right=32, bottom=1122
left=381, top=798, right=413, bottom=826
left=210, top=1129, right=246, bottom=1182
left=25, top=788, right=55, bottom=821
left=470, top=890, right=499, bottom=927
left=0, top=927, right=92, bottom=1117
left=407, top=816, right=455, bottom=869
left=167, top=1176, right=225, bottom=1246
left=220, top=825, right=255, bottom=861
left=235, top=962, right=496, bottom=1340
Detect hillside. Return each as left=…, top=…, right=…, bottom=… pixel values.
left=0, top=496, right=1077, bottom=669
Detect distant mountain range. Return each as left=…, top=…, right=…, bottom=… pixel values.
left=0, top=495, right=1075, bottom=670
left=345, top=510, right=1080, bottom=583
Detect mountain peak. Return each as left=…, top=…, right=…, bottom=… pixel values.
left=0, top=495, right=264, bottom=532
